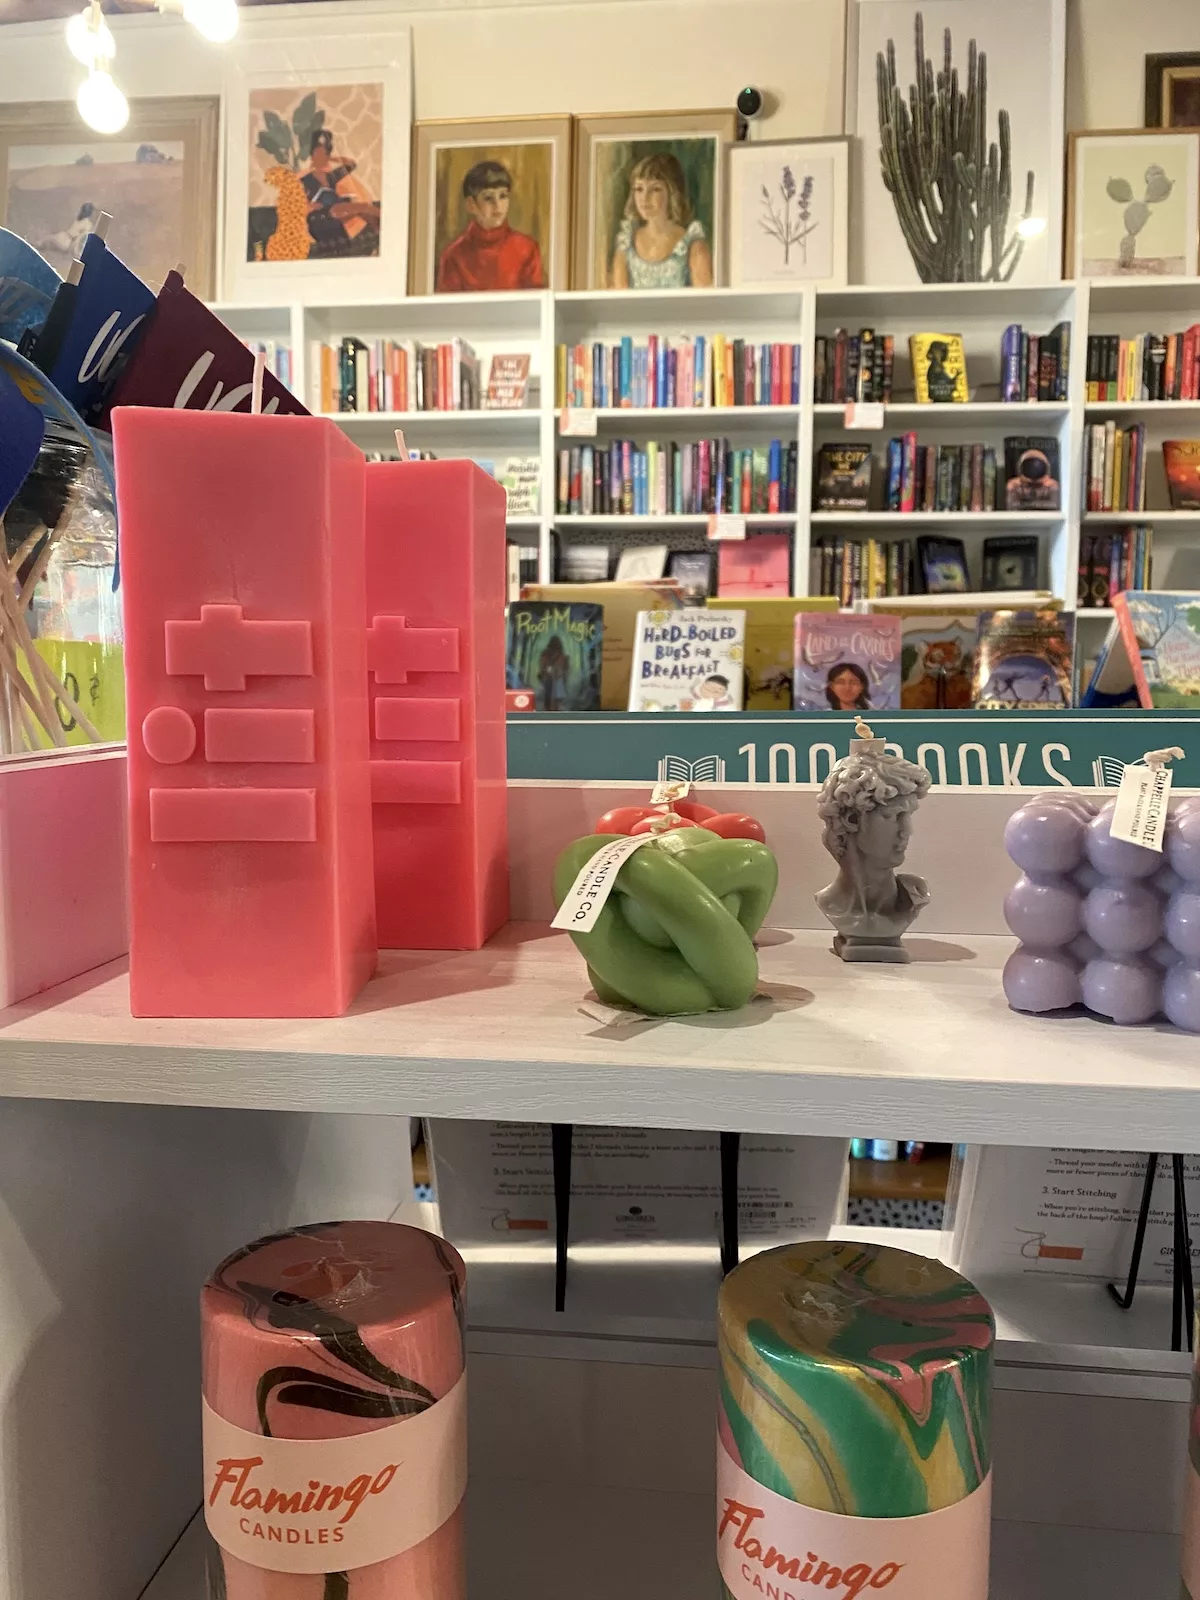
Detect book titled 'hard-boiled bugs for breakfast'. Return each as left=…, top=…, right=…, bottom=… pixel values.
left=792, top=613, right=901, bottom=712
left=628, top=608, right=745, bottom=712
left=505, top=601, right=602, bottom=711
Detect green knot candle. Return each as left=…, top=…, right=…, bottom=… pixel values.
left=717, top=1241, right=995, bottom=1600
left=552, top=826, right=778, bottom=1016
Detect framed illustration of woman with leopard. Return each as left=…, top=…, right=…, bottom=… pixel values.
left=221, top=30, right=411, bottom=303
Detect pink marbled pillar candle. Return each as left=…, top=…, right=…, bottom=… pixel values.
left=202, top=1222, right=467, bottom=1600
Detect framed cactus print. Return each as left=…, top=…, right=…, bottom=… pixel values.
left=1066, top=129, right=1200, bottom=279
left=220, top=25, right=412, bottom=303
left=847, top=0, right=1066, bottom=284
left=727, top=137, right=848, bottom=287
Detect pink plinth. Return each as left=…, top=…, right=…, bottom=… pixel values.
left=0, top=746, right=128, bottom=1007
left=112, top=408, right=376, bottom=1017
left=365, top=460, right=509, bottom=950
left=202, top=1221, right=467, bottom=1600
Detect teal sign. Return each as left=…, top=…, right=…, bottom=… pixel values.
left=507, top=710, right=1200, bottom=788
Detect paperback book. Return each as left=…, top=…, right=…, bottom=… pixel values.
left=815, top=444, right=872, bottom=510
left=909, top=333, right=968, bottom=403
left=1114, top=590, right=1200, bottom=708
left=628, top=608, right=745, bottom=711
left=1164, top=440, right=1200, bottom=510
left=793, top=613, right=902, bottom=711
left=1003, top=437, right=1060, bottom=510
left=916, top=534, right=969, bottom=594
left=716, top=532, right=792, bottom=598
left=972, top=609, right=1075, bottom=709
left=505, top=602, right=603, bottom=712
left=486, top=352, right=531, bottom=409
left=666, top=550, right=714, bottom=604
left=982, top=535, right=1039, bottom=591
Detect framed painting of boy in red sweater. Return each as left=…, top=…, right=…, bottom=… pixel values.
left=411, top=115, right=572, bottom=294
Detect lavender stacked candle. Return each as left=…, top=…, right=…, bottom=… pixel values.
left=1002, top=792, right=1200, bottom=1032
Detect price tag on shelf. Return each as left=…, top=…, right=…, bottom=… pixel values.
left=560, top=407, right=598, bottom=437
left=844, top=401, right=886, bottom=430
left=707, top=513, right=747, bottom=541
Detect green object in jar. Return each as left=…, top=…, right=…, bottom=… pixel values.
left=552, top=828, right=779, bottom=1016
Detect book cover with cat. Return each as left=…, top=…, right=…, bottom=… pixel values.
left=793, top=613, right=901, bottom=711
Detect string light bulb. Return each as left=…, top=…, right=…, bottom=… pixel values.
left=76, top=68, right=130, bottom=135
left=65, top=3, right=115, bottom=66
left=180, top=0, right=239, bottom=41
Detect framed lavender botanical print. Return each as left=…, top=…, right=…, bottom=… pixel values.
left=727, top=137, right=848, bottom=287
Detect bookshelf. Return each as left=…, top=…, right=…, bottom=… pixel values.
left=207, top=277, right=1200, bottom=613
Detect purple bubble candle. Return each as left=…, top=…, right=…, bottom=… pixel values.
left=1002, top=792, right=1200, bottom=1033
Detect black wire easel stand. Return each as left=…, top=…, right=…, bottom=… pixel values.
left=1107, top=1152, right=1195, bottom=1353
left=549, top=1126, right=743, bottom=1313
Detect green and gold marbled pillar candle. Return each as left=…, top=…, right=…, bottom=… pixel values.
left=717, top=1241, right=994, bottom=1600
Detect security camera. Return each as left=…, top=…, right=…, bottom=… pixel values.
left=736, top=86, right=765, bottom=121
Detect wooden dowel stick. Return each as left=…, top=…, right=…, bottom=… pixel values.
left=0, top=582, right=101, bottom=743
left=251, top=349, right=266, bottom=416
left=6, top=526, right=46, bottom=578
left=0, top=607, right=61, bottom=739
left=0, top=631, right=65, bottom=747
left=17, top=531, right=59, bottom=610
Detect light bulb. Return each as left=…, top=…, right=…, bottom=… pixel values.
left=1017, top=216, right=1048, bottom=240
left=66, top=6, right=115, bottom=66
left=76, top=69, right=129, bottom=135
left=182, top=0, right=238, bottom=42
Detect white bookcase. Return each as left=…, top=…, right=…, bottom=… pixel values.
left=212, top=278, right=1200, bottom=615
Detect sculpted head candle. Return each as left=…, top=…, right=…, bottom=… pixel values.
left=717, top=1240, right=994, bottom=1600
left=201, top=1221, right=467, bottom=1600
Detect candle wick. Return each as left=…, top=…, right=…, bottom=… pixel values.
left=250, top=349, right=266, bottom=417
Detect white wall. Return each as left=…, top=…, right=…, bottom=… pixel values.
left=1067, top=0, right=1200, bottom=131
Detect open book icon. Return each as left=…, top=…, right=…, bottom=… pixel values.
left=657, top=755, right=726, bottom=784
left=1092, top=756, right=1126, bottom=787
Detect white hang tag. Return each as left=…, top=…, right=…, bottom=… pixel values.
left=844, top=401, right=885, bottom=430
left=651, top=778, right=690, bottom=806
left=560, top=407, right=598, bottom=437
left=707, top=513, right=747, bottom=541
left=551, top=834, right=653, bottom=932
left=1110, top=763, right=1173, bottom=852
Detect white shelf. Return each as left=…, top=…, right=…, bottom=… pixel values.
left=1084, top=511, right=1200, bottom=523
left=558, top=404, right=800, bottom=425
left=1076, top=606, right=1115, bottom=620
left=4, top=928, right=1200, bottom=1153
left=810, top=510, right=1065, bottom=525
left=1084, top=400, right=1200, bottom=414
left=553, top=512, right=795, bottom=527
left=324, top=409, right=537, bottom=427
left=814, top=401, right=1070, bottom=420
left=144, top=1499, right=1181, bottom=1600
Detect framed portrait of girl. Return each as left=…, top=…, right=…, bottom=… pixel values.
left=572, top=110, right=737, bottom=290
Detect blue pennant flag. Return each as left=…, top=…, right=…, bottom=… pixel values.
left=0, top=364, right=45, bottom=518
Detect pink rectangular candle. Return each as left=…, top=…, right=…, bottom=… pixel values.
left=365, top=460, right=508, bottom=949
left=112, top=408, right=376, bottom=1017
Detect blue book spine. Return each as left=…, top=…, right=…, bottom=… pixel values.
left=768, top=438, right=781, bottom=504
left=694, top=335, right=706, bottom=405
left=667, top=348, right=677, bottom=408
left=592, top=343, right=602, bottom=408
left=714, top=441, right=726, bottom=513
left=656, top=344, right=667, bottom=407
left=885, top=438, right=903, bottom=510
left=792, top=344, right=802, bottom=404
left=635, top=450, right=646, bottom=515
left=1001, top=324, right=1022, bottom=402
left=620, top=337, right=632, bottom=405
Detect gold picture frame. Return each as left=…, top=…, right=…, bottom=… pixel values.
left=1145, top=53, right=1200, bottom=130
left=1065, top=128, right=1200, bottom=279
left=0, top=96, right=219, bottom=297
left=410, top=114, right=573, bottom=295
left=572, top=108, right=738, bottom=290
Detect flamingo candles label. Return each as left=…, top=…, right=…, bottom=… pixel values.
left=718, top=1440, right=991, bottom=1600
left=203, top=1372, right=466, bottom=1573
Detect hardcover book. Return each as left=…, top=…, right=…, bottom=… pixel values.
left=666, top=549, right=715, bottom=604
left=629, top=608, right=745, bottom=712
left=982, top=534, right=1040, bottom=591
left=815, top=444, right=872, bottom=510
left=1078, top=618, right=1139, bottom=709
left=1163, top=440, right=1200, bottom=510
left=505, top=602, right=603, bottom=712
left=793, top=613, right=902, bottom=711
left=716, top=532, right=792, bottom=598
left=1114, top=590, right=1200, bottom=709
left=614, top=544, right=669, bottom=582
left=972, top=610, right=1075, bottom=710
left=486, top=353, right=531, bottom=409
left=897, top=612, right=977, bottom=710
left=710, top=596, right=837, bottom=710
left=521, top=580, right=684, bottom=709
left=1003, top=436, right=1060, bottom=510
left=909, top=333, right=968, bottom=403
left=916, top=534, right=969, bottom=593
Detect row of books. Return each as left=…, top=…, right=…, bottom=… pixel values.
left=815, top=437, right=1061, bottom=512
left=1085, top=328, right=1200, bottom=401
left=552, top=533, right=793, bottom=601
left=554, top=439, right=800, bottom=517
left=1077, top=526, right=1153, bottom=608
left=999, top=322, right=1071, bottom=403
left=813, top=329, right=895, bottom=403
left=1083, top=422, right=1147, bottom=512
left=810, top=532, right=1041, bottom=606
left=242, top=339, right=293, bottom=392
left=506, top=597, right=1076, bottom=713
left=555, top=336, right=802, bottom=411
left=309, top=336, right=482, bottom=413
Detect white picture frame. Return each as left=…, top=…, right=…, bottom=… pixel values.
left=1067, top=129, right=1200, bottom=279
left=846, top=0, right=1066, bottom=285
left=727, top=137, right=849, bottom=288
left=221, top=22, right=412, bottom=304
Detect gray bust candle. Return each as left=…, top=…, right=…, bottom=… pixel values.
left=816, top=717, right=932, bottom=963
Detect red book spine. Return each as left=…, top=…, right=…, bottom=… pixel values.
left=900, top=431, right=917, bottom=513
left=770, top=344, right=782, bottom=405
left=1184, top=328, right=1198, bottom=401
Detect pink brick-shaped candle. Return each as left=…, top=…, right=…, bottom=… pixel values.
left=113, top=409, right=376, bottom=1017
left=365, top=460, right=508, bottom=949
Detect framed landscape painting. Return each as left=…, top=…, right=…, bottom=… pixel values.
left=222, top=27, right=411, bottom=302
left=0, top=96, right=218, bottom=296
left=847, top=0, right=1066, bottom=283
left=410, top=115, right=571, bottom=294
left=727, top=136, right=848, bottom=287
left=1066, top=129, right=1200, bottom=278
left=572, top=109, right=737, bottom=290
